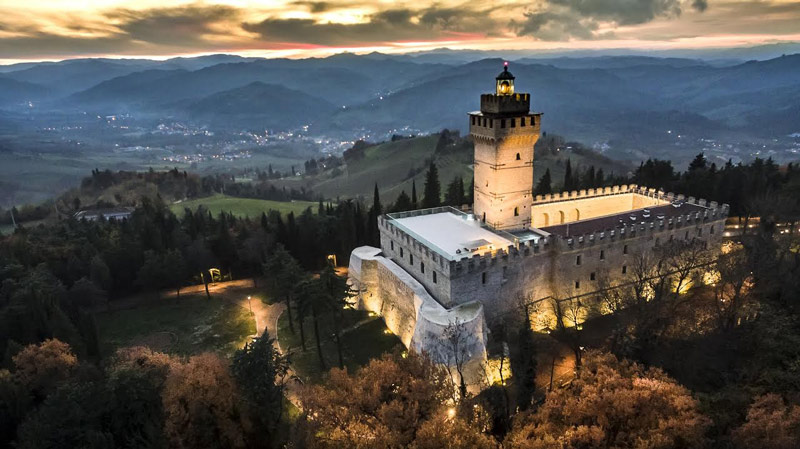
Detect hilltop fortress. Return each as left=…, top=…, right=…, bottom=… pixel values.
left=348, top=64, right=728, bottom=385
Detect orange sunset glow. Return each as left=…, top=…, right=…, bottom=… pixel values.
left=0, top=0, right=799, bottom=63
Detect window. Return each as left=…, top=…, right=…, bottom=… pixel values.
left=600, top=250, right=605, bottom=260
left=400, top=248, right=404, bottom=257
left=482, top=272, right=487, bottom=284
left=685, top=231, right=689, bottom=240
left=500, top=119, right=506, bottom=128
left=576, top=255, right=582, bottom=266
left=482, top=212, right=486, bottom=222
left=510, top=118, right=516, bottom=128
left=623, top=244, right=628, bottom=255
left=502, top=266, right=508, bottom=280
left=390, top=241, right=394, bottom=251
left=622, top=265, right=627, bottom=274
left=433, top=271, right=437, bottom=283
left=471, top=116, right=475, bottom=125
left=521, top=117, right=526, bottom=127
left=421, top=262, right=425, bottom=274
left=516, top=153, right=521, bottom=160
left=710, top=225, right=715, bottom=235
left=575, top=281, right=581, bottom=289
left=489, top=119, right=493, bottom=128
left=410, top=254, right=414, bottom=265
left=514, top=207, right=519, bottom=217
left=590, top=272, right=596, bottom=281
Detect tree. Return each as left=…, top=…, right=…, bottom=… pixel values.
left=163, top=249, right=188, bottom=297
left=136, top=250, right=167, bottom=298
left=732, top=394, right=800, bottom=449
left=316, top=264, right=354, bottom=369
left=232, top=334, right=289, bottom=445
left=444, top=176, right=466, bottom=207
left=393, top=190, right=413, bottom=212
left=12, top=339, right=77, bottom=400
left=411, top=180, right=418, bottom=209
left=436, top=318, right=471, bottom=400
left=422, top=162, right=442, bottom=208
left=264, top=245, right=303, bottom=335
left=712, top=247, right=756, bottom=331
left=562, top=159, right=575, bottom=192
left=533, top=169, right=552, bottom=196
left=162, top=353, right=249, bottom=449
left=505, top=352, right=710, bottom=449
left=511, top=304, right=537, bottom=411
left=89, top=254, right=112, bottom=291
left=296, top=277, right=327, bottom=370
left=297, top=352, right=493, bottom=448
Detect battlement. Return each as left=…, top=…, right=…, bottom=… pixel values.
left=446, top=195, right=729, bottom=274
left=533, top=184, right=656, bottom=204
left=480, top=93, right=530, bottom=115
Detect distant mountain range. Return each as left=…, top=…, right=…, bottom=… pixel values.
left=0, top=49, right=798, bottom=149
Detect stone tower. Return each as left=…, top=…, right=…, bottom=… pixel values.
left=469, top=63, right=541, bottom=231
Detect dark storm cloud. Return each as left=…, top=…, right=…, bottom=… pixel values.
left=549, top=0, right=682, bottom=25
left=107, top=4, right=240, bottom=46
left=243, top=7, right=497, bottom=46
left=515, top=0, right=700, bottom=40
left=692, top=0, right=709, bottom=12
left=292, top=2, right=335, bottom=14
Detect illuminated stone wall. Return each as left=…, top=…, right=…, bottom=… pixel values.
left=348, top=246, right=488, bottom=386
left=530, top=188, right=668, bottom=228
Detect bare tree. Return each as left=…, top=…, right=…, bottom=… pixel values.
left=713, top=248, right=756, bottom=331
left=438, top=318, right=471, bottom=400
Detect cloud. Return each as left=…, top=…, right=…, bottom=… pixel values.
left=515, top=0, right=693, bottom=40
left=692, top=0, right=708, bottom=12
left=107, top=4, right=241, bottom=46
left=243, top=7, right=497, bottom=46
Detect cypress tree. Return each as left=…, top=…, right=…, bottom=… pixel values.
left=563, top=159, right=574, bottom=192
left=534, top=168, right=553, bottom=195
left=411, top=180, right=418, bottom=209
left=421, top=162, right=441, bottom=208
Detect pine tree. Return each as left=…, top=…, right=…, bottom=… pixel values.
left=393, top=190, right=413, bottom=212
left=421, top=162, right=441, bottom=208
left=534, top=168, right=553, bottom=195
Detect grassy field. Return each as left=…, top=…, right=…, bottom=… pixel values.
left=171, top=194, right=317, bottom=219
left=97, top=294, right=256, bottom=358
left=278, top=308, right=403, bottom=382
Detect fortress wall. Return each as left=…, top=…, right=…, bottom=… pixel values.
left=530, top=192, right=668, bottom=228
left=379, top=215, right=454, bottom=307
left=348, top=246, right=487, bottom=378
left=447, top=200, right=729, bottom=329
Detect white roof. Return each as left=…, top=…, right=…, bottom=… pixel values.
left=391, top=211, right=514, bottom=260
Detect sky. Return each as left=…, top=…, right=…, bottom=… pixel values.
left=0, top=0, right=799, bottom=63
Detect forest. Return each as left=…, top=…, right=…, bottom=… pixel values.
left=1, top=153, right=800, bottom=448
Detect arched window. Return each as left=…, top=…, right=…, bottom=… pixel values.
left=516, top=153, right=521, bottom=160
left=514, top=207, right=519, bottom=216
left=482, top=212, right=486, bottom=222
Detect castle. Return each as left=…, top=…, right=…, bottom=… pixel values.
left=348, top=63, right=728, bottom=385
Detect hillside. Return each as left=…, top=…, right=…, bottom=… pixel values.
left=272, top=133, right=632, bottom=203
left=181, top=82, right=336, bottom=129
left=170, top=194, right=317, bottom=219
